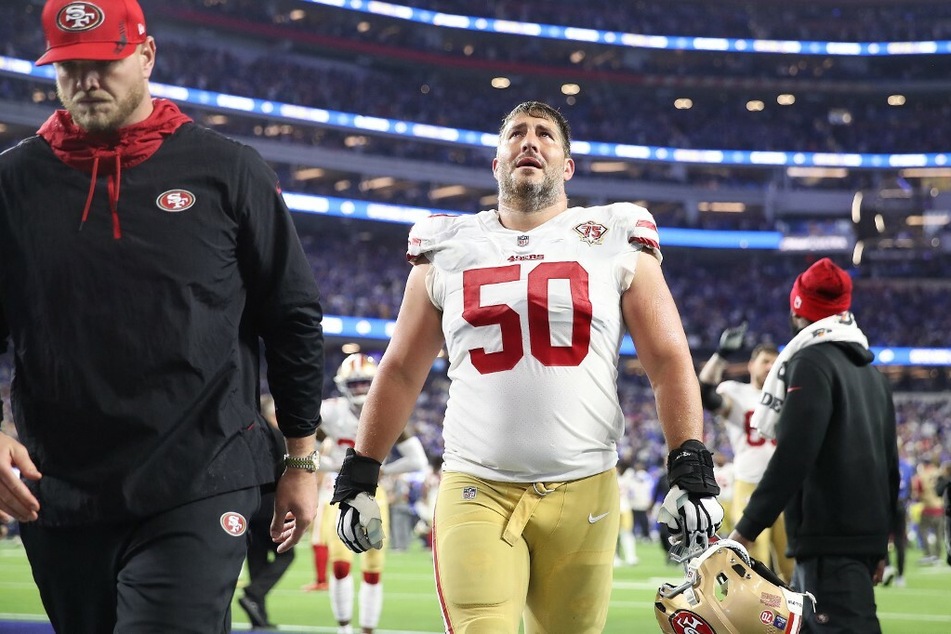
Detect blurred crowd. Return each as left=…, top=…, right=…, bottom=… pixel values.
left=1, top=0, right=949, bottom=159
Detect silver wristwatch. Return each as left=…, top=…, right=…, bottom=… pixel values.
left=283, top=450, right=319, bottom=473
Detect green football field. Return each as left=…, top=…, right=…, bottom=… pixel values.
left=1, top=536, right=949, bottom=632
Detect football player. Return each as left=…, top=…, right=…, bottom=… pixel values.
left=699, top=331, right=794, bottom=582
left=318, top=354, right=427, bottom=634
left=331, top=101, right=722, bottom=633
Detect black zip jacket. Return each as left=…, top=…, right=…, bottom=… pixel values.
left=0, top=122, right=324, bottom=525
left=735, top=341, right=899, bottom=559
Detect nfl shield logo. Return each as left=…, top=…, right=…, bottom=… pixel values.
left=462, top=486, right=477, bottom=500
left=517, top=235, right=529, bottom=247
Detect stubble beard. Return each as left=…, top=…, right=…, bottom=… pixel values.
left=497, top=167, right=562, bottom=213
left=57, top=80, right=146, bottom=135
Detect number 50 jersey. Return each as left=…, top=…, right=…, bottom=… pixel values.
left=407, top=204, right=662, bottom=483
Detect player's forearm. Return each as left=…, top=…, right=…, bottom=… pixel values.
left=355, top=365, right=429, bottom=462
left=652, top=358, right=706, bottom=448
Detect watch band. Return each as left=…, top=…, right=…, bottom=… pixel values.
left=283, top=450, right=319, bottom=473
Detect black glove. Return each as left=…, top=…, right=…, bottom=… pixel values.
left=331, top=448, right=385, bottom=553
left=660, top=440, right=723, bottom=557
left=715, top=322, right=748, bottom=360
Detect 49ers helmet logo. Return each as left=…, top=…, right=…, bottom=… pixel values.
left=56, top=3, right=105, bottom=32
left=156, top=189, right=196, bottom=212
left=668, top=610, right=715, bottom=634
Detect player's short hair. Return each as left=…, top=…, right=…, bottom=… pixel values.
left=499, top=101, right=572, bottom=157
left=751, top=343, right=779, bottom=360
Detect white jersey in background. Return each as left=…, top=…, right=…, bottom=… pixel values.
left=318, top=397, right=359, bottom=497
left=408, top=203, right=662, bottom=482
left=716, top=381, right=776, bottom=483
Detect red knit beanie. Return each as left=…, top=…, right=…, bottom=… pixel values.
left=789, top=258, right=852, bottom=322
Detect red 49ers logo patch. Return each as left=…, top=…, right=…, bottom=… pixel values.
left=56, top=3, right=105, bottom=32
left=669, top=610, right=715, bottom=634
left=220, top=512, right=247, bottom=537
left=156, top=189, right=196, bottom=212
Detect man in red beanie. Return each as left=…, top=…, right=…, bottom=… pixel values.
left=729, top=258, right=899, bottom=633
left=0, top=1, right=325, bottom=631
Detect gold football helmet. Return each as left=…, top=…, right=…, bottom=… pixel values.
left=334, top=353, right=378, bottom=406
left=655, top=539, right=814, bottom=634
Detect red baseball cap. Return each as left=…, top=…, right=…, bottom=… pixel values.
left=36, top=0, right=148, bottom=66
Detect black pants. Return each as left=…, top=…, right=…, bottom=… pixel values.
left=21, top=487, right=259, bottom=634
left=792, top=555, right=881, bottom=634
left=244, top=492, right=295, bottom=604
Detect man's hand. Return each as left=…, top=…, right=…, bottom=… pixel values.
left=662, top=440, right=723, bottom=559
left=658, top=485, right=723, bottom=554
left=331, top=448, right=385, bottom=553
left=716, top=322, right=748, bottom=360
left=727, top=529, right=753, bottom=551
left=337, top=492, right=384, bottom=552
left=0, top=432, right=42, bottom=523
left=270, top=467, right=318, bottom=554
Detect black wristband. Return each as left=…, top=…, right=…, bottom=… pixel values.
left=330, top=447, right=382, bottom=503
left=667, top=439, right=720, bottom=496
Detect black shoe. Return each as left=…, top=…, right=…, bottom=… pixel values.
left=238, top=595, right=274, bottom=629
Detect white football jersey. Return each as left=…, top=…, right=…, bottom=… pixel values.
left=407, top=204, right=662, bottom=482
left=319, top=397, right=359, bottom=494
left=716, top=381, right=777, bottom=483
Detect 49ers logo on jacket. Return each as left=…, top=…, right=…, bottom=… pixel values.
left=56, top=3, right=105, bottom=32
left=156, top=189, right=196, bottom=212
left=668, top=610, right=715, bottom=634
left=220, top=512, right=247, bottom=537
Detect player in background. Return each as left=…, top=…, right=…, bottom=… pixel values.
left=699, top=326, right=793, bottom=581
left=330, top=101, right=722, bottom=633
left=937, top=460, right=951, bottom=567
left=712, top=453, right=735, bottom=535
left=616, top=463, right=639, bottom=565
left=319, top=353, right=427, bottom=634
left=629, top=462, right=656, bottom=543
left=882, top=446, right=916, bottom=586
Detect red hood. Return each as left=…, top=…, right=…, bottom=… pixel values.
left=37, top=99, right=192, bottom=238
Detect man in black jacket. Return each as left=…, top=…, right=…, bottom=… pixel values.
left=0, top=1, right=324, bottom=632
left=729, top=258, right=899, bottom=634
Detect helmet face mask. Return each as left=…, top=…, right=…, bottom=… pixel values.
left=655, top=540, right=813, bottom=634
left=334, top=353, right=378, bottom=407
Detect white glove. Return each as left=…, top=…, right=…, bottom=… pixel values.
left=336, top=492, right=385, bottom=553
left=658, top=484, right=723, bottom=549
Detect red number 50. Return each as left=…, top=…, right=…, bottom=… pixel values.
left=462, top=262, right=592, bottom=374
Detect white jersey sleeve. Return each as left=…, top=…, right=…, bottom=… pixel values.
left=408, top=204, right=663, bottom=482
left=716, top=381, right=776, bottom=483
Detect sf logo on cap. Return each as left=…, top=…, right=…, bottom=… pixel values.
left=57, top=3, right=105, bottom=32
